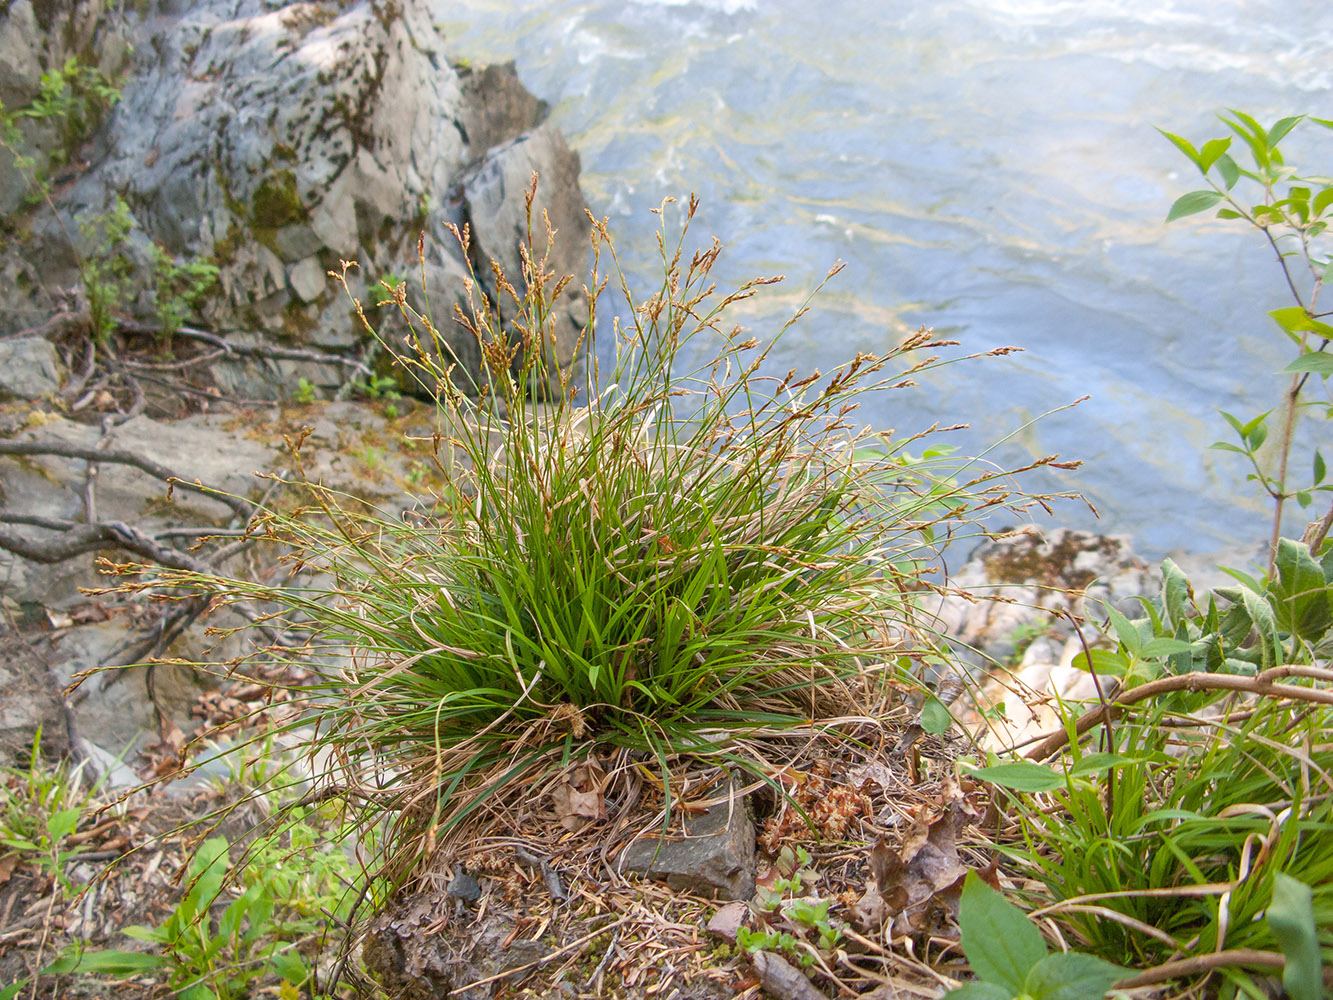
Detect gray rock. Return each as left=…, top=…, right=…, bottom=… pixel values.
left=0, top=336, right=63, bottom=399
left=933, top=528, right=1156, bottom=671
left=0, top=630, right=71, bottom=766
left=619, top=777, right=757, bottom=900
left=288, top=256, right=328, bottom=303
left=0, top=0, right=589, bottom=388
left=0, top=1, right=42, bottom=109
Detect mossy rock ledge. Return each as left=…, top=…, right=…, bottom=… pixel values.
left=0, top=0, right=590, bottom=397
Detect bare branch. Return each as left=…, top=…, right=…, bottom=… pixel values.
left=0, top=440, right=254, bottom=522
left=0, top=518, right=217, bottom=575
left=116, top=319, right=373, bottom=377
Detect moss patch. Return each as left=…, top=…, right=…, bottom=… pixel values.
left=252, top=170, right=308, bottom=230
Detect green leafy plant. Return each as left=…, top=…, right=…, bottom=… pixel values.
left=1160, top=112, right=1333, bottom=570
left=944, top=873, right=1126, bottom=1000
left=295, top=376, right=318, bottom=404
left=78, top=195, right=136, bottom=343
left=150, top=243, right=220, bottom=340
left=0, top=730, right=95, bottom=894
left=0, top=56, right=121, bottom=202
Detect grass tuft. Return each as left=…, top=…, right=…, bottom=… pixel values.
left=134, top=186, right=1064, bottom=892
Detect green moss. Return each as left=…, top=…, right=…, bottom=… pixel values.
left=272, top=142, right=298, bottom=162
left=211, top=221, right=244, bottom=266
left=252, top=169, right=307, bottom=229
left=982, top=533, right=1121, bottom=590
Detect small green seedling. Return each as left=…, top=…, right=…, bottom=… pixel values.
left=945, top=873, right=1126, bottom=1000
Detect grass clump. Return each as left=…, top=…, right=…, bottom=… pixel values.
left=133, top=186, right=1063, bottom=896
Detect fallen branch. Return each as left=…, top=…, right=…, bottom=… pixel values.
left=0, top=516, right=218, bottom=576
left=116, top=319, right=372, bottom=377
left=1026, top=667, right=1333, bottom=760
left=0, top=439, right=253, bottom=522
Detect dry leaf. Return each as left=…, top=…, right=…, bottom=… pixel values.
left=551, top=763, right=608, bottom=831
left=0, top=852, right=19, bottom=885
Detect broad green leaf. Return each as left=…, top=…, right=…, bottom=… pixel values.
left=122, top=924, right=167, bottom=944
left=1269, top=306, right=1317, bottom=333
left=1283, top=353, right=1333, bottom=378
left=1198, top=136, right=1231, bottom=171
left=1219, top=409, right=1246, bottom=435
left=1139, top=637, right=1194, bottom=658
left=958, top=872, right=1049, bottom=994
left=1070, top=647, right=1129, bottom=676
left=46, top=949, right=164, bottom=976
left=1315, top=450, right=1327, bottom=486
left=180, top=985, right=219, bottom=1000
left=1313, top=187, right=1333, bottom=218
left=1168, top=620, right=1195, bottom=675
left=47, top=807, right=80, bottom=844
left=0, top=983, right=25, bottom=1000
left=942, top=984, right=1012, bottom=1000
left=1222, top=110, right=1270, bottom=168
left=1239, top=588, right=1280, bottom=670
left=270, top=950, right=308, bottom=985
left=1160, top=557, right=1191, bottom=628
left=970, top=761, right=1064, bottom=792
left=1216, top=153, right=1241, bottom=190
left=1024, top=951, right=1127, bottom=1000
left=1068, top=753, right=1139, bottom=778
left=1156, top=128, right=1202, bottom=169
left=1166, top=190, right=1224, bottom=222
left=920, top=695, right=952, bottom=736
left=1273, top=539, right=1333, bottom=643
left=1267, top=115, right=1304, bottom=147
left=1268, top=874, right=1322, bottom=1000
left=1105, top=606, right=1141, bottom=655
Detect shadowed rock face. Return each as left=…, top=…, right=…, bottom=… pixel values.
left=0, top=0, right=590, bottom=393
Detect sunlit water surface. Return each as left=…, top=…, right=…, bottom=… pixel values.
left=435, top=0, right=1333, bottom=561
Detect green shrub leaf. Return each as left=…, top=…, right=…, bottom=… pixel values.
left=920, top=696, right=952, bottom=735
left=1267, top=873, right=1323, bottom=1000
left=1166, top=190, right=1224, bottom=222
left=1283, top=353, right=1333, bottom=378
left=1024, top=951, right=1127, bottom=1000
left=1272, top=538, right=1333, bottom=641
left=958, top=872, right=1048, bottom=992
left=941, top=984, right=1013, bottom=1000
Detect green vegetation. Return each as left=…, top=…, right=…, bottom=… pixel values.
left=0, top=56, right=121, bottom=202
left=134, top=189, right=1048, bottom=902
left=955, top=111, right=1333, bottom=999
left=944, top=874, right=1125, bottom=1000
left=8, top=103, right=1330, bottom=1000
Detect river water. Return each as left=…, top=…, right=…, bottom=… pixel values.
left=436, top=0, right=1333, bottom=561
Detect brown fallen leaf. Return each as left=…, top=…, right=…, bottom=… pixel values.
left=551, top=762, right=608, bottom=831
left=852, top=802, right=970, bottom=936
left=0, top=852, right=19, bottom=886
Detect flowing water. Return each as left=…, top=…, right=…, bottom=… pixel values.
left=435, top=0, right=1333, bottom=561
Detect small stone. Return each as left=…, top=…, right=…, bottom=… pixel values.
left=619, top=776, right=756, bottom=900
left=288, top=256, right=327, bottom=303
left=0, top=336, right=62, bottom=399
left=446, top=868, right=481, bottom=903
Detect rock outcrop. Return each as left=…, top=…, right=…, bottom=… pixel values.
left=0, top=0, right=590, bottom=396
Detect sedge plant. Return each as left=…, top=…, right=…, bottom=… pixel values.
left=126, top=186, right=1069, bottom=896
